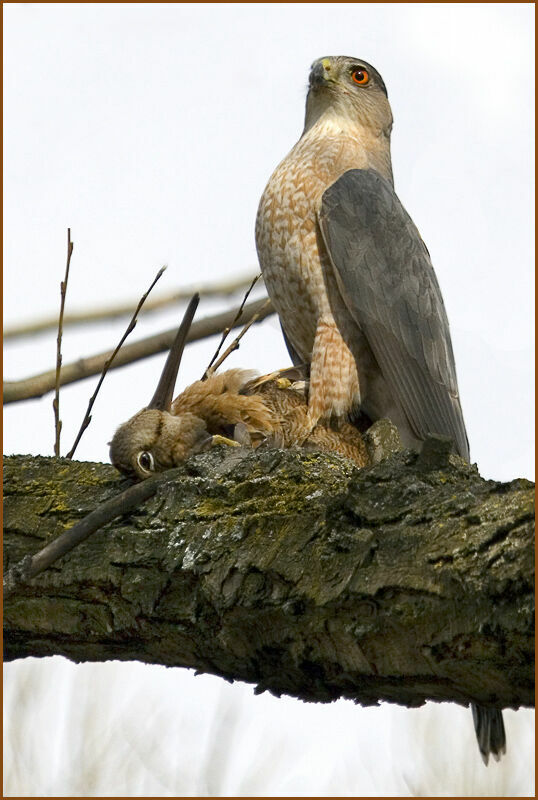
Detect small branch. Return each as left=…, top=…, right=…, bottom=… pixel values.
left=53, top=229, right=73, bottom=456
left=4, top=272, right=260, bottom=340
left=65, top=267, right=167, bottom=459
left=205, top=298, right=273, bottom=375
left=3, top=470, right=171, bottom=600
left=3, top=298, right=275, bottom=405
left=202, top=275, right=261, bottom=379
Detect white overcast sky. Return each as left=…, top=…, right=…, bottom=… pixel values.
left=3, top=4, right=535, bottom=796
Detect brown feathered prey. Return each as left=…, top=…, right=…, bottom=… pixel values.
left=109, top=295, right=368, bottom=480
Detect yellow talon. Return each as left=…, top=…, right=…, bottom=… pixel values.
left=211, top=435, right=241, bottom=448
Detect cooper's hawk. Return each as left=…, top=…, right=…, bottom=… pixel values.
left=255, top=55, right=505, bottom=764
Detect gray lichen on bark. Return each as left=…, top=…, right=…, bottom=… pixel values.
left=3, top=448, right=534, bottom=711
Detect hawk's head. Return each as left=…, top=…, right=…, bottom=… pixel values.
left=304, top=56, right=393, bottom=138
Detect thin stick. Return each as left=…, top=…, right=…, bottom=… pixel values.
left=3, top=471, right=172, bottom=600
left=206, top=299, right=273, bottom=375
left=53, top=229, right=73, bottom=456
left=3, top=298, right=274, bottom=405
left=65, top=266, right=167, bottom=459
left=202, top=274, right=261, bottom=379
left=4, top=272, right=258, bottom=340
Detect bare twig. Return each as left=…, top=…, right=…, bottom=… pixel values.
left=206, top=298, right=273, bottom=375
left=202, top=275, right=261, bottom=379
left=65, top=267, right=167, bottom=459
left=53, top=229, right=74, bottom=456
left=3, top=298, right=274, bottom=405
left=3, top=470, right=175, bottom=600
left=4, top=272, right=260, bottom=340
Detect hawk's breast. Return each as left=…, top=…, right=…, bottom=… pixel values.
left=255, top=131, right=370, bottom=361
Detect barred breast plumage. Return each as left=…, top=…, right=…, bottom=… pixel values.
left=256, top=115, right=392, bottom=426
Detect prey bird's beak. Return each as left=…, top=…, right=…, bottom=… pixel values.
left=148, top=293, right=200, bottom=411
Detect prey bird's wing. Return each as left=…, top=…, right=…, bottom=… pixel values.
left=318, top=168, right=469, bottom=460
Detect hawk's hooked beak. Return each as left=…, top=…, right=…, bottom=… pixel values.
left=309, top=58, right=335, bottom=89
left=148, top=293, right=200, bottom=411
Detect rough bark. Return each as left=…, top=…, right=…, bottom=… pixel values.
left=3, top=448, right=534, bottom=711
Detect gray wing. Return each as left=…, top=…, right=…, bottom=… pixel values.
left=318, top=168, right=469, bottom=460
left=280, top=320, right=307, bottom=370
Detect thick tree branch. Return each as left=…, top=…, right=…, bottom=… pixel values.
left=3, top=298, right=274, bottom=405
left=3, top=450, right=534, bottom=711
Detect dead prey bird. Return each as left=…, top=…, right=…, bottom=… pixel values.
left=109, top=295, right=368, bottom=480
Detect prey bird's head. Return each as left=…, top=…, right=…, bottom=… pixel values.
left=304, top=56, right=393, bottom=138
left=109, top=294, right=211, bottom=480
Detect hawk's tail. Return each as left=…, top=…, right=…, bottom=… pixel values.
left=471, top=703, right=506, bottom=765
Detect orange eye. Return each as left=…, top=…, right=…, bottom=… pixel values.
left=352, top=69, right=369, bottom=85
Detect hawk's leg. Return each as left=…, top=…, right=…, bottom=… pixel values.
left=306, top=320, right=361, bottom=429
